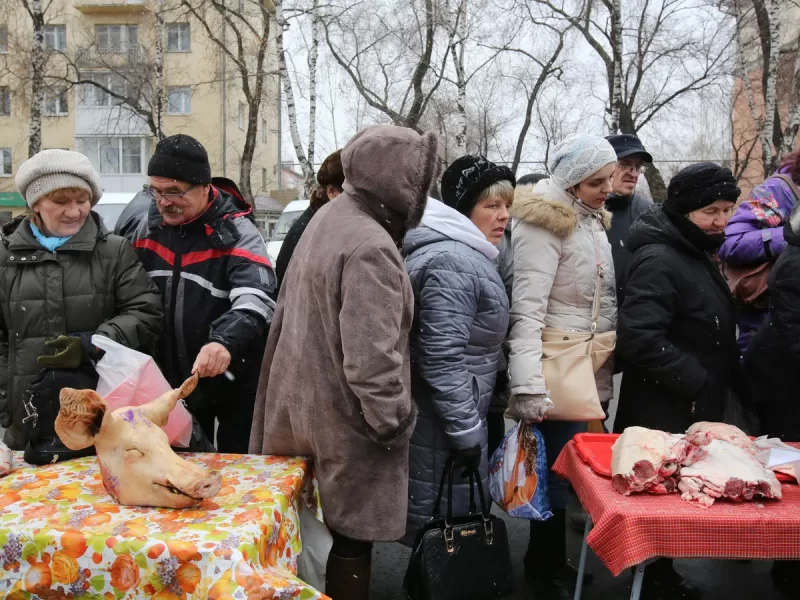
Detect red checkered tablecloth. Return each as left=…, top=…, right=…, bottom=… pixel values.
left=553, top=440, right=800, bottom=576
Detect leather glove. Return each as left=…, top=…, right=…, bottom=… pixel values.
left=505, top=393, right=554, bottom=424
left=450, top=444, right=482, bottom=478
left=37, top=334, right=103, bottom=369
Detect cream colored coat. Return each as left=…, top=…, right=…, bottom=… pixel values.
left=508, top=179, right=617, bottom=404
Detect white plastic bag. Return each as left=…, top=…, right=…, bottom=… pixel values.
left=92, top=335, right=193, bottom=447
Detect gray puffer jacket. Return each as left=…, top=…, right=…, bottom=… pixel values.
left=403, top=199, right=509, bottom=544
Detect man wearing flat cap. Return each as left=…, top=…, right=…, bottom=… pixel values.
left=605, top=134, right=654, bottom=308
left=129, top=134, right=277, bottom=453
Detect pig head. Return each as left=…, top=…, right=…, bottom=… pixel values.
left=54, top=374, right=222, bottom=508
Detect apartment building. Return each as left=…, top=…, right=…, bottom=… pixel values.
left=0, top=0, right=280, bottom=220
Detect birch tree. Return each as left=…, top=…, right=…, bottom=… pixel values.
left=153, top=0, right=165, bottom=139
left=275, top=0, right=318, bottom=196
left=19, top=0, right=46, bottom=157
left=178, top=0, right=274, bottom=200
left=607, top=0, right=622, bottom=134
left=732, top=0, right=800, bottom=177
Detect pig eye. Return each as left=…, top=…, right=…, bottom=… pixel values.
left=125, top=448, right=144, bottom=459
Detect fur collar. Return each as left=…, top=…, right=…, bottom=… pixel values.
left=510, top=180, right=612, bottom=238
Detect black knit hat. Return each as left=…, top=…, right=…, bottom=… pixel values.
left=147, top=134, right=211, bottom=185
left=441, top=155, right=516, bottom=215
left=665, top=162, right=741, bottom=214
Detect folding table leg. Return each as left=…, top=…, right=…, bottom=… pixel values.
left=629, top=563, right=646, bottom=600
left=573, top=515, right=593, bottom=600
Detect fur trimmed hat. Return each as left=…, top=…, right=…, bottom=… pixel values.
left=15, top=149, right=103, bottom=208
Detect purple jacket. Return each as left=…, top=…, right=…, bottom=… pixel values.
left=719, top=168, right=799, bottom=356
left=719, top=168, right=798, bottom=266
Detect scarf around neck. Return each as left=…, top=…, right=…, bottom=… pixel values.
left=29, top=222, right=72, bottom=252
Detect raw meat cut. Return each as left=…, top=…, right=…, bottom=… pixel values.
left=611, top=427, right=706, bottom=495
left=685, top=422, right=754, bottom=453
left=678, top=439, right=782, bottom=508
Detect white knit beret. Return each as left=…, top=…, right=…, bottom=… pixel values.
left=15, top=149, right=103, bottom=208
left=548, top=135, right=618, bottom=190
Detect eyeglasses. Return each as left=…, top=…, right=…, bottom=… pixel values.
left=618, top=163, right=647, bottom=175
left=146, top=184, right=195, bottom=203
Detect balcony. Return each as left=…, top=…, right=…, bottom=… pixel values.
left=73, top=0, right=149, bottom=14
left=76, top=45, right=149, bottom=69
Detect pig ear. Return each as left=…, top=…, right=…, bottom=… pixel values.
left=140, top=373, right=199, bottom=427
left=55, top=388, right=108, bottom=450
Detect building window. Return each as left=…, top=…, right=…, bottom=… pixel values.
left=76, top=137, right=149, bottom=175
left=166, top=23, right=190, bottom=52
left=261, top=118, right=267, bottom=143
left=0, top=87, right=9, bottom=116
left=238, top=102, right=245, bottom=130
left=96, top=25, right=138, bottom=52
left=167, top=86, right=191, bottom=114
left=43, top=88, right=68, bottom=115
left=0, top=148, right=11, bottom=176
left=43, top=25, right=66, bottom=51
left=262, top=167, right=267, bottom=188
left=0, top=25, right=9, bottom=54
left=80, top=73, right=127, bottom=106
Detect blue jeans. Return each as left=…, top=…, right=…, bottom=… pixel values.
left=538, top=420, right=588, bottom=510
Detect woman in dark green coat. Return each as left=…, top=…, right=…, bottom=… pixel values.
left=0, top=149, right=163, bottom=450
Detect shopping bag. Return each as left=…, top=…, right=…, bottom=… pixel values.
left=489, top=423, right=552, bottom=520
left=92, top=335, right=193, bottom=447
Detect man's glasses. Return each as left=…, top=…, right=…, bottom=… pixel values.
left=618, top=163, right=647, bottom=175
left=146, top=184, right=195, bottom=203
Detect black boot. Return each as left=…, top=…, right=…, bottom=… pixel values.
left=325, top=549, right=372, bottom=600
left=525, top=509, right=591, bottom=600
left=640, top=558, right=702, bottom=600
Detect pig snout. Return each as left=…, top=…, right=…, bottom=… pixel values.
left=188, top=470, right=222, bottom=499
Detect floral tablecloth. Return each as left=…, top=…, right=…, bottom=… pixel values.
left=0, top=452, right=329, bottom=600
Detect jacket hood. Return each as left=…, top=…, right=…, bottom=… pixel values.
left=341, top=125, right=439, bottom=230
left=404, top=198, right=499, bottom=260
left=627, top=204, right=703, bottom=256
left=510, top=178, right=611, bottom=238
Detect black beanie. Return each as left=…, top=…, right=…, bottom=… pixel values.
left=147, top=134, right=212, bottom=185
left=664, top=162, right=740, bottom=214
left=440, top=155, right=516, bottom=215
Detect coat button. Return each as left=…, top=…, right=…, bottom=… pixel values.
left=9, top=256, right=14, bottom=261
left=20, top=257, right=26, bottom=261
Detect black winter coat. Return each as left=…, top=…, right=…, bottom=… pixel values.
left=605, top=192, right=652, bottom=309
left=131, top=187, right=277, bottom=413
left=743, top=217, right=800, bottom=441
left=275, top=206, right=314, bottom=290
left=614, top=206, right=740, bottom=434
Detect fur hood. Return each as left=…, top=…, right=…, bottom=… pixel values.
left=510, top=178, right=612, bottom=238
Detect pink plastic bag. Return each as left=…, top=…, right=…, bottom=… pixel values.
left=92, top=335, right=193, bottom=447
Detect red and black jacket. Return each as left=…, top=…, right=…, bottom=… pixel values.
left=131, top=187, right=276, bottom=409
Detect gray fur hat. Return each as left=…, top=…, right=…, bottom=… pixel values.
left=15, top=149, right=103, bottom=208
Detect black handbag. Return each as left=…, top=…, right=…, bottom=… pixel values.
left=403, top=459, right=513, bottom=600
left=22, top=366, right=99, bottom=465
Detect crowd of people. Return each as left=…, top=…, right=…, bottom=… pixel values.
left=0, top=123, right=798, bottom=600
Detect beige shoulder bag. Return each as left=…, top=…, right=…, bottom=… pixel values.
left=540, top=232, right=616, bottom=421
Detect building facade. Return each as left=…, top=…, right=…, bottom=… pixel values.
left=0, top=0, right=280, bottom=218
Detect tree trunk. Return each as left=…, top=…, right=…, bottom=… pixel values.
left=239, top=101, right=260, bottom=201
left=760, top=0, right=780, bottom=174
left=779, top=39, right=800, bottom=158
left=154, top=0, right=165, bottom=140
left=452, top=0, right=467, bottom=156
left=275, top=0, right=315, bottom=196
left=27, top=0, right=45, bottom=157
left=607, top=0, right=623, bottom=134
left=307, top=0, right=319, bottom=174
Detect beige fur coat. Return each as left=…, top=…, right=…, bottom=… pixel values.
left=507, top=178, right=617, bottom=404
